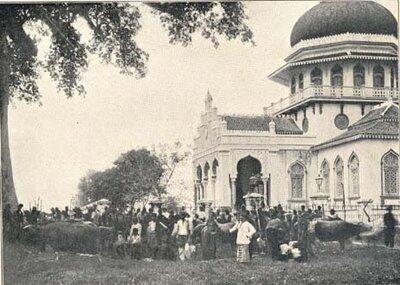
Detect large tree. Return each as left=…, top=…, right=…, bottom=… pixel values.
left=78, top=148, right=165, bottom=209
left=0, top=3, right=253, bottom=208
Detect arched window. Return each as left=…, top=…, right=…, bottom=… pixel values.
left=311, top=67, right=323, bottom=85
left=204, top=162, right=210, bottom=180
left=382, top=150, right=399, bottom=195
left=348, top=153, right=360, bottom=197
left=291, top=76, right=296, bottom=94
left=390, top=67, right=398, bottom=89
left=299, top=73, right=304, bottom=90
left=353, top=64, right=365, bottom=87
left=196, top=165, right=202, bottom=181
left=373, top=65, right=385, bottom=88
left=334, top=156, right=344, bottom=198
left=321, top=160, right=330, bottom=194
left=289, top=162, right=305, bottom=198
left=212, top=159, right=219, bottom=178
left=331, top=65, right=343, bottom=86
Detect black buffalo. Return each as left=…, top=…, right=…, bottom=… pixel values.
left=22, top=221, right=114, bottom=254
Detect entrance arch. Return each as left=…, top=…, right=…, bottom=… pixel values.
left=236, top=156, right=262, bottom=207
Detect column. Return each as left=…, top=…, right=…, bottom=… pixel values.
left=193, top=181, right=197, bottom=206
left=203, top=179, right=208, bottom=200
left=211, top=175, right=216, bottom=206
left=262, top=176, right=269, bottom=206
left=231, top=176, right=237, bottom=209
left=384, top=65, right=391, bottom=88
left=344, top=63, right=353, bottom=87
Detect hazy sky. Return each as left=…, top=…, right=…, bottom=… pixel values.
left=9, top=1, right=398, bottom=210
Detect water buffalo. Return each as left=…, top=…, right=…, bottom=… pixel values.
left=309, top=220, right=371, bottom=249
left=22, top=221, right=114, bottom=254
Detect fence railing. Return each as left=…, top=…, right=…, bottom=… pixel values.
left=265, top=85, right=399, bottom=115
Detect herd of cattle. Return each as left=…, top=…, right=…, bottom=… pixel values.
left=21, top=217, right=398, bottom=256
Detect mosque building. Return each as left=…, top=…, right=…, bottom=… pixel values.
left=192, top=1, right=399, bottom=214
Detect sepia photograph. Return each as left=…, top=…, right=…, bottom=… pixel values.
left=1, top=0, right=399, bottom=284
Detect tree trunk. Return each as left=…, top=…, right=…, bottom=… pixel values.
left=0, top=28, right=18, bottom=209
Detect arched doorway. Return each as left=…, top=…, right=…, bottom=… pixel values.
left=236, top=156, right=262, bottom=207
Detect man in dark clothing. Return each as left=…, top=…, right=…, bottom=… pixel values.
left=54, top=207, right=62, bottom=220
left=266, top=213, right=289, bottom=261
left=30, top=207, right=40, bottom=224
left=13, top=204, right=24, bottom=241
left=201, top=218, right=218, bottom=260
left=62, top=206, right=69, bottom=220
left=384, top=206, right=397, bottom=248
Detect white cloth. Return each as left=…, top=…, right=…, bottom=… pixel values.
left=130, top=223, right=142, bottom=237
left=173, top=219, right=190, bottom=236
left=131, top=235, right=141, bottom=244
left=229, top=221, right=256, bottom=245
left=147, top=221, right=156, bottom=234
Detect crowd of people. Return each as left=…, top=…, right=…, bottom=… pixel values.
left=2, top=201, right=398, bottom=263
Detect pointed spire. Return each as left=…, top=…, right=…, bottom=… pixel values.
left=205, top=89, right=213, bottom=111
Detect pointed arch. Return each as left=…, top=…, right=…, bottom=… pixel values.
left=373, top=65, right=385, bottom=87
left=288, top=161, right=306, bottom=199
left=320, top=159, right=330, bottom=194
left=196, top=165, right=202, bottom=181
left=381, top=149, right=399, bottom=195
left=331, top=64, right=343, bottom=86
left=311, top=67, right=323, bottom=85
left=353, top=63, right=365, bottom=87
left=236, top=156, right=262, bottom=207
left=299, top=73, right=304, bottom=90
left=204, top=162, right=210, bottom=180
left=291, top=76, right=296, bottom=94
left=334, top=156, right=344, bottom=198
left=348, top=152, right=360, bottom=197
left=212, top=159, right=219, bottom=177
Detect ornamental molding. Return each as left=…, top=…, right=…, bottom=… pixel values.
left=291, top=32, right=398, bottom=53
left=289, top=54, right=397, bottom=67
left=312, top=133, right=399, bottom=151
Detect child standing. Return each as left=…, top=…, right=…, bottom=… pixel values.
left=130, top=228, right=142, bottom=260
left=146, top=216, right=158, bottom=259
left=229, top=212, right=256, bottom=263
left=114, top=232, right=126, bottom=259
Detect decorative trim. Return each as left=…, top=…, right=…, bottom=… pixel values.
left=291, top=32, right=398, bottom=53
left=287, top=198, right=308, bottom=203
left=290, top=54, right=397, bottom=67
left=380, top=195, right=400, bottom=199
left=348, top=196, right=361, bottom=200
left=312, top=134, right=399, bottom=151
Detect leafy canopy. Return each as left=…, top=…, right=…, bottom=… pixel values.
left=78, top=148, right=165, bottom=209
left=1, top=3, right=253, bottom=102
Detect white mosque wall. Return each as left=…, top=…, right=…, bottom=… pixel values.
left=294, top=102, right=374, bottom=144
left=314, top=139, right=399, bottom=207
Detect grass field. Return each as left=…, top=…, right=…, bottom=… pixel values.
left=4, top=242, right=400, bottom=285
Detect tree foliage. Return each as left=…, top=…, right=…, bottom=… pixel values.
left=1, top=3, right=253, bottom=102
left=78, top=148, right=165, bottom=209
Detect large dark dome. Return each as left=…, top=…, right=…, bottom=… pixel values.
left=290, top=1, right=398, bottom=47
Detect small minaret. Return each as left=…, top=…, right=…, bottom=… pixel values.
left=205, top=89, right=213, bottom=112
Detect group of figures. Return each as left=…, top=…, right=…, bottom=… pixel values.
left=3, top=201, right=398, bottom=263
